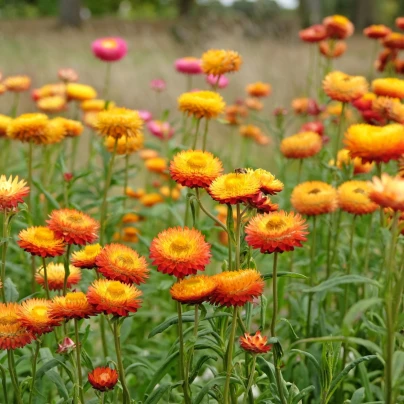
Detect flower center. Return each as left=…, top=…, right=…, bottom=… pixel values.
left=116, top=254, right=134, bottom=266
left=333, top=15, right=348, bottom=24
left=265, top=216, right=286, bottom=230
left=187, top=154, right=207, bottom=169
left=354, top=188, right=366, bottom=195
left=84, top=244, right=100, bottom=255
left=101, top=39, right=118, bottom=49
left=308, top=188, right=321, bottom=195
left=31, top=306, right=48, bottom=320
left=106, top=282, right=126, bottom=298
left=66, top=292, right=87, bottom=304
left=35, top=227, right=54, bottom=241
left=67, top=213, right=82, bottom=223
left=170, top=236, right=189, bottom=253
left=225, top=174, right=241, bottom=188
left=99, top=372, right=111, bottom=383
left=0, top=314, right=18, bottom=325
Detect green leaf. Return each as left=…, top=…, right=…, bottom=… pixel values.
left=290, top=349, right=321, bottom=374
left=0, top=364, right=8, bottom=404
left=189, top=355, right=217, bottom=383
left=32, top=179, right=60, bottom=209
left=279, top=318, right=299, bottom=339
left=46, top=369, right=69, bottom=400
left=392, top=351, right=404, bottom=387
left=125, top=362, right=151, bottom=374
left=144, top=381, right=183, bottom=404
left=256, top=356, right=277, bottom=386
left=291, top=385, right=315, bottom=404
left=192, top=375, right=241, bottom=404
left=4, top=278, right=19, bottom=302
left=262, top=271, right=308, bottom=280
left=350, top=387, right=365, bottom=404
left=342, top=298, right=382, bottom=335
left=167, top=205, right=185, bottom=227
left=303, top=275, right=380, bottom=293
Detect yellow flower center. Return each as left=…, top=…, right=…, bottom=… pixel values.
left=99, top=372, right=110, bottom=383
left=354, top=188, right=366, bottom=195
left=101, top=39, right=118, bottom=49
left=0, top=314, right=18, bottom=325
left=224, top=174, right=241, bottom=188
left=106, top=282, right=126, bottom=298
left=308, top=188, right=321, bottom=195
left=31, top=305, right=48, bottom=320
left=333, top=15, right=348, bottom=24
left=265, top=216, right=286, bottom=230
left=67, top=213, right=82, bottom=223
left=187, top=154, right=208, bottom=169
left=170, top=236, right=190, bottom=253
left=35, top=227, right=54, bottom=241
left=116, top=254, right=134, bottom=266
left=66, top=292, right=87, bottom=304
left=84, top=244, right=100, bottom=255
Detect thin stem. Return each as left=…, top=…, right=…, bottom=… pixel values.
left=185, top=304, right=199, bottom=399
left=223, top=306, right=238, bottom=404
left=42, top=257, right=50, bottom=299
left=306, top=216, right=317, bottom=337
left=100, top=138, right=118, bottom=245
left=195, top=188, right=228, bottom=233
left=202, top=119, right=210, bottom=151
left=100, top=314, right=109, bottom=358
left=186, top=75, right=193, bottom=92
left=235, top=204, right=241, bottom=270
left=297, top=159, right=303, bottom=184
left=10, top=92, right=20, bottom=118
left=102, top=63, right=112, bottom=100
left=363, top=214, right=373, bottom=273
left=113, top=321, right=130, bottom=404
left=177, top=301, right=191, bottom=404
left=27, top=141, right=33, bottom=222
left=70, top=137, right=80, bottom=173
left=74, top=319, right=85, bottom=403
left=330, top=209, right=343, bottom=268
left=243, top=355, right=257, bottom=404
left=191, top=119, right=201, bottom=150
left=333, top=102, right=346, bottom=175
left=1, top=211, right=9, bottom=302
left=63, top=244, right=72, bottom=297
left=326, top=212, right=334, bottom=279
left=7, top=350, right=22, bottom=404
left=28, top=340, right=41, bottom=404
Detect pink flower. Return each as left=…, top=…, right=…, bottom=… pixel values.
left=58, top=68, right=78, bottom=83
left=64, top=173, right=74, bottom=182
left=91, top=37, right=128, bottom=62
left=150, top=79, right=166, bottom=92
left=175, top=57, right=203, bottom=75
left=206, top=74, right=229, bottom=89
left=138, top=110, right=153, bottom=122
left=56, top=337, right=76, bottom=354
left=147, top=120, right=174, bottom=140
left=273, top=107, right=288, bottom=116
left=300, top=121, right=324, bottom=136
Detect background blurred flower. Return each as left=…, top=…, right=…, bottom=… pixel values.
left=175, top=57, right=202, bottom=75
left=206, top=74, right=229, bottom=89
left=92, top=37, right=128, bottom=62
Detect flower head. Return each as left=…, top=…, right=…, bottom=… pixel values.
left=51, top=292, right=94, bottom=320
left=141, top=193, right=164, bottom=207
left=71, top=244, right=102, bottom=269
left=0, top=114, right=12, bottom=137
left=18, top=226, right=65, bottom=257
left=150, top=227, right=211, bottom=278
left=150, top=78, right=166, bottom=92
left=36, top=263, right=81, bottom=291
left=210, top=269, right=264, bottom=307
left=201, top=49, right=242, bottom=76
left=246, top=82, right=271, bottom=98
left=239, top=125, right=263, bottom=141
left=280, top=131, right=322, bottom=159
left=0, top=175, right=29, bottom=211
left=330, top=149, right=373, bottom=175
left=323, top=15, right=354, bottom=39
left=178, top=91, right=225, bottom=119
left=299, top=24, right=328, bottom=42
left=7, top=113, right=49, bottom=144
left=66, top=83, right=97, bottom=101
left=96, top=244, right=149, bottom=285
left=147, top=120, right=174, bottom=140
left=53, top=117, right=83, bottom=138
left=368, top=174, right=404, bottom=211
left=56, top=337, right=76, bottom=354
left=372, top=78, right=404, bottom=99
left=300, top=121, right=324, bottom=136
left=245, top=211, right=308, bottom=253
left=92, top=37, right=128, bottom=62
left=145, top=157, right=167, bottom=173
left=4, top=75, right=31, bottom=92
left=138, top=110, right=153, bottom=122
left=87, top=279, right=142, bottom=316
left=170, top=149, right=223, bottom=188
left=363, top=25, right=391, bottom=39
left=323, top=71, right=368, bottom=103
left=239, top=331, right=272, bottom=354
left=37, top=96, right=66, bottom=113
left=209, top=172, right=261, bottom=204
left=247, top=168, right=283, bottom=195
left=58, top=68, right=78, bottom=83
left=48, top=208, right=99, bottom=245
left=319, top=40, right=347, bottom=58
left=81, top=99, right=115, bottom=112
left=225, top=104, right=248, bottom=125
left=170, top=275, right=216, bottom=305
left=104, top=134, right=144, bottom=155
left=337, top=181, right=378, bottom=215
left=291, top=181, right=338, bottom=216
left=175, top=57, right=203, bottom=74
left=95, top=107, right=143, bottom=139
left=383, top=32, right=404, bottom=49
left=88, top=367, right=119, bottom=392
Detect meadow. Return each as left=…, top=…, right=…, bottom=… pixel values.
left=0, top=14, right=403, bottom=404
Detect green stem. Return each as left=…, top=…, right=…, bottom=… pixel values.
left=363, top=214, right=373, bottom=274
left=102, top=63, right=112, bottom=100
left=333, top=102, right=346, bottom=177
left=70, top=137, right=80, bottom=173
left=243, top=355, right=257, bottom=404
left=63, top=244, right=72, bottom=297
left=223, top=306, right=238, bottom=404
left=297, top=159, right=303, bottom=184
left=306, top=216, right=317, bottom=337
left=177, top=301, right=191, bottom=404
left=235, top=204, right=241, bottom=270
left=1, top=211, right=9, bottom=302
left=191, top=119, right=201, bottom=150
left=10, top=92, right=20, bottom=118
left=330, top=209, right=343, bottom=268
left=195, top=188, right=228, bottom=233
left=42, top=257, right=50, bottom=299
left=27, top=141, right=33, bottom=223
left=342, top=215, right=356, bottom=315
left=28, top=340, right=41, bottom=404
left=74, top=319, right=85, bottom=403
left=7, top=350, right=22, bottom=404
left=113, top=321, right=130, bottom=404
left=100, top=138, right=118, bottom=245
left=185, top=304, right=199, bottom=398
left=202, top=119, right=210, bottom=151
left=326, top=212, right=334, bottom=279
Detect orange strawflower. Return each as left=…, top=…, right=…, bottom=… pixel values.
left=363, top=25, right=391, bottom=39
left=337, top=181, right=378, bottom=215
left=88, top=367, right=119, bottom=392
left=178, top=91, right=225, bottom=119
left=330, top=149, right=373, bottom=175
left=323, top=15, right=354, bottom=39
left=18, top=226, right=65, bottom=257
left=225, top=104, right=248, bottom=125
left=319, top=40, right=346, bottom=58
left=246, top=82, right=271, bottom=98
left=81, top=99, right=115, bottom=112
left=41, top=119, right=66, bottom=145
left=121, top=227, right=140, bottom=243
left=0, top=303, right=33, bottom=349
left=96, top=243, right=149, bottom=285
left=94, top=107, right=143, bottom=139
left=50, top=291, right=94, bottom=320
left=140, top=193, right=164, bottom=207
left=372, top=78, right=404, bottom=99
left=210, top=269, right=264, bottom=307
left=87, top=279, right=142, bottom=317
left=239, top=331, right=272, bottom=354
left=383, top=32, right=404, bottom=49
left=170, top=149, right=223, bottom=188
left=104, top=134, right=144, bottom=155
left=280, top=131, right=322, bottom=159
left=150, top=227, right=211, bottom=278
left=371, top=96, right=400, bottom=120
left=291, top=181, right=338, bottom=216
left=245, top=97, right=264, bottom=111
left=139, top=149, right=159, bottom=160
left=368, top=174, right=404, bottom=211
left=47, top=208, right=99, bottom=245
left=344, top=123, right=404, bottom=164
left=125, top=187, right=145, bottom=199
left=0, top=175, right=29, bottom=211
left=4, top=75, right=31, bottom=92
left=170, top=275, right=217, bottom=305
left=35, top=262, right=81, bottom=291
left=18, top=299, right=60, bottom=336
left=0, top=114, right=12, bottom=137
left=239, top=125, right=263, bottom=140
left=66, top=83, right=97, bottom=101
left=323, top=71, right=368, bottom=103
left=71, top=244, right=102, bottom=269
left=7, top=113, right=49, bottom=144
left=53, top=117, right=83, bottom=138
left=145, top=157, right=167, bottom=173
left=245, top=210, right=308, bottom=253
left=122, top=213, right=142, bottom=223
left=299, top=24, right=328, bottom=43
left=37, top=96, right=66, bottom=113
left=209, top=172, right=261, bottom=204
left=201, top=49, right=242, bottom=76
left=247, top=168, right=283, bottom=195
left=250, top=192, right=279, bottom=213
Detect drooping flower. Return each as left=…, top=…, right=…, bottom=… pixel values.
left=201, top=49, right=242, bottom=76
left=18, top=299, right=60, bottom=336
left=363, top=25, right=391, bottom=39
left=170, top=275, right=216, bottom=305
left=319, top=40, right=347, bottom=59
left=7, top=113, right=49, bottom=144
left=147, top=120, right=174, bottom=140
left=36, top=263, right=81, bottom=291
left=0, top=175, right=29, bottom=211
left=372, top=78, right=404, bottom=99
left=206, top=74, right=229, bottom=89
left=150, top=227, right=211, bottom=278
left=323, top=15, right=354, bottom=39
left=170, top=149, right=223, bottom=188
left=66, top=83, right=97, bottom=101
left=247, top=168, right=283, bottom=195
left=50, top=291, right=94, bottom=320
left=280, top=131, right=322, bottom=159
left=246, top=82, right=271, bottom=98
left=71, top=244, right=102, bottom=269
left=209, top=172, right=261, bottom=204
left=175, top=57, right=203, bottom=75
left=56, top=337, right=76, bottom=354
left=299, top=24, right=328, bottom=42
left=87, top=279, right=142, bottom=316
left=337, top=181, right=378, bottom=215
left=96, top=243, right=149, bottom=285
left=88, top=367, right=119, bottom=392
left=210, top=269, right=264, bottom=307
left=4, top=75, right=31, bottom=92
left=47, top=208, right=99, bottom=245
left=239, top=331, right=272, bottom=354
left=245, top=211, right=308, bottom=253
left=291, top=181, right=338, bottom=216
left=92, top=37, right=128, bottom=62
left=18, top=226, right=65, bottom=257
left=178, top=91, right=225, bottom=119
left=104, top=134, right=144, bottom=155
left=323, top=71, right=368, bottom=103
left=368, top=174, right=404, bottom=211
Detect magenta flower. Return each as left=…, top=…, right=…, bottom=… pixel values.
left=150, top=79, right=166, bottom=92
left=206, top=74, right=229, bottom=89
left=175, top=57, right=203, bottom=75
left=91, top=37, right=128, bottom=62
left=138, top=110, right=153, bottom=122
left=147, top=120, right=174, bottom=140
